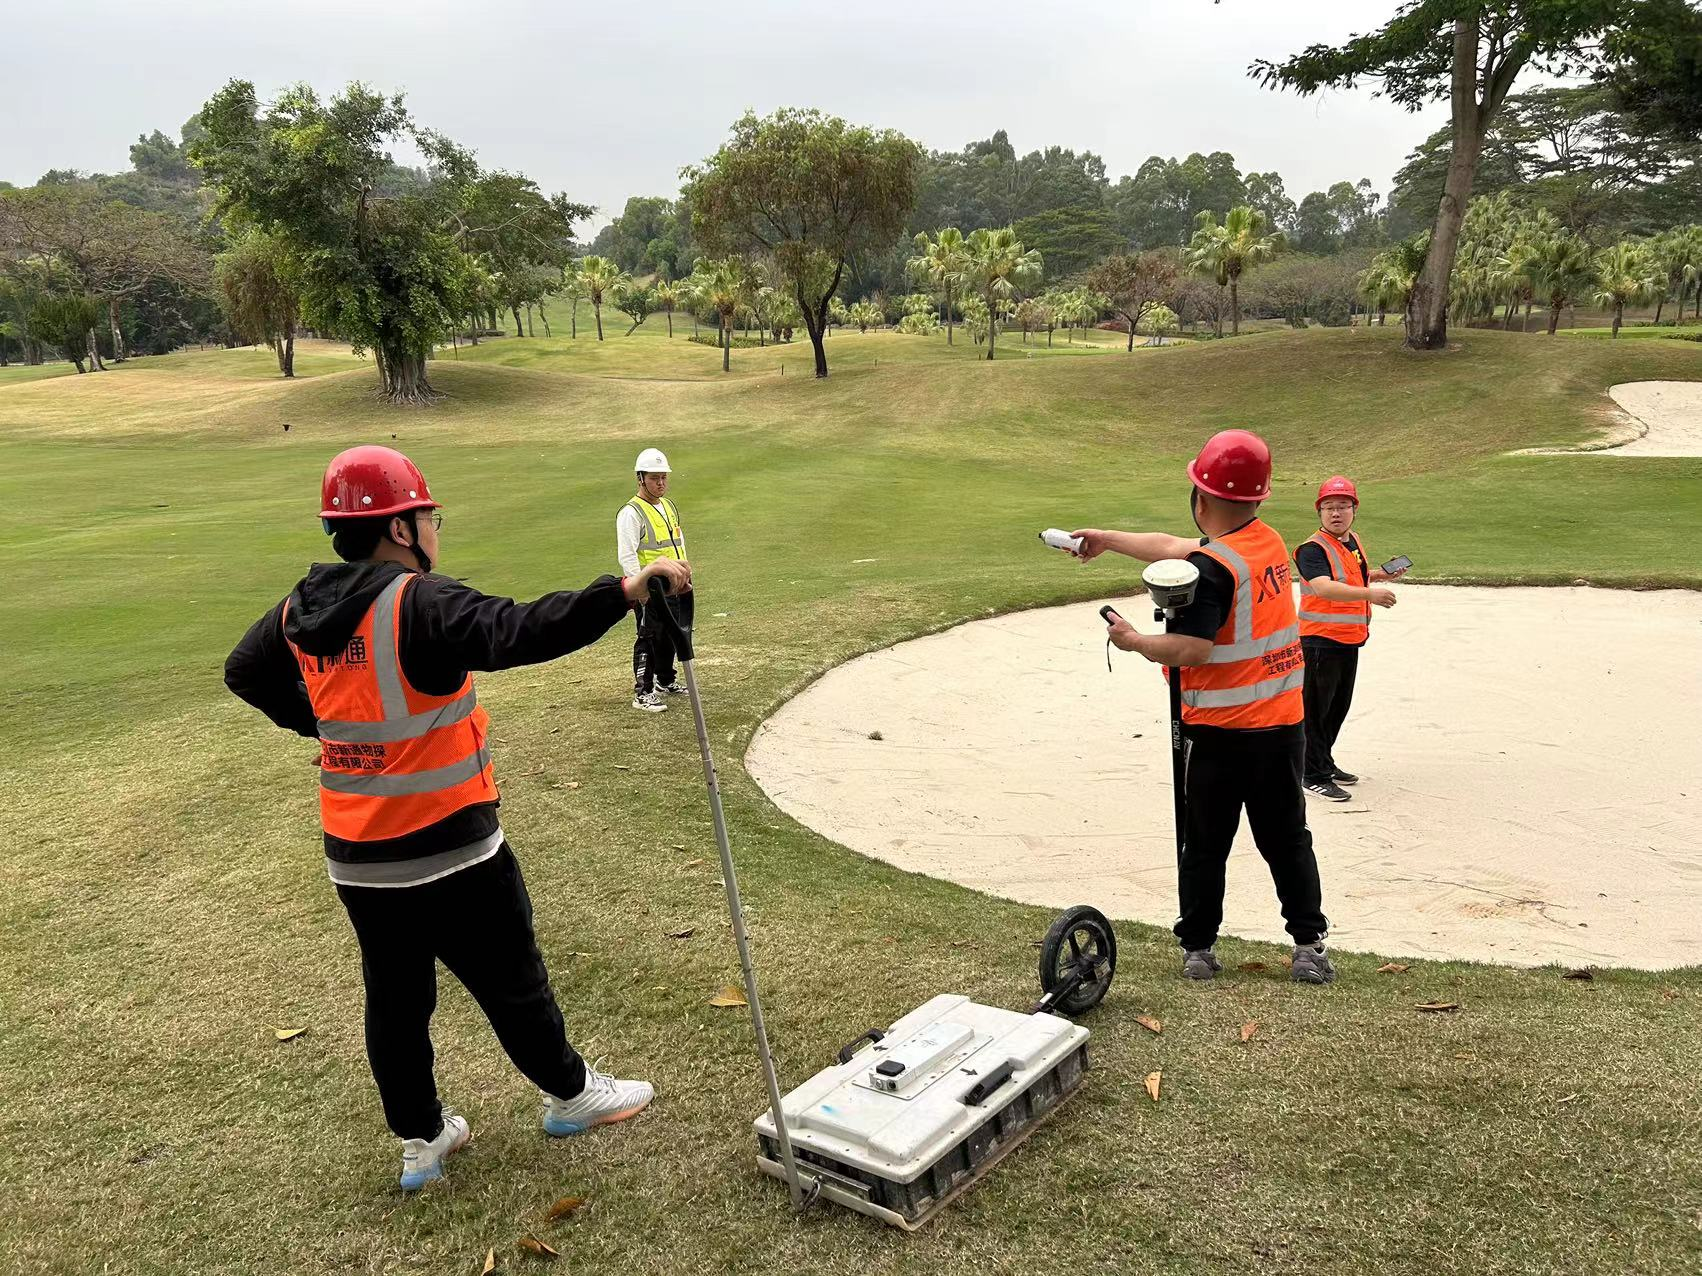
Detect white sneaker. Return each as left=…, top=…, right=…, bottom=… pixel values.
left=542, top=1068, right=654, bottom=1137
left=657, top=681, right=688, bottom=696
left=631, top=691, right=667, bottom=713
left=398, top=1111, right=470, bottom=1191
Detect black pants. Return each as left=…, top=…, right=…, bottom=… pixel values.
left=632, top=590, right=694, bottom=694
left=1302, top=640, right=1360, bottom=783
left=1174, top=724, right=1328, bottom=951
left=335, top=844, right=587, bottom=1141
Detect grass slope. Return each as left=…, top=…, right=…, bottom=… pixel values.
left=1, top=323, right=1699, bottom=1276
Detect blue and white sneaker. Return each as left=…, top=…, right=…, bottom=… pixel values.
left=542, top=1067, right=654, bottom=1137
left=398, top=1111, right=470, bottom=1191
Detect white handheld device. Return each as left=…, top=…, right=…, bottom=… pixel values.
left=1040, top=528, right=1083, bottom=554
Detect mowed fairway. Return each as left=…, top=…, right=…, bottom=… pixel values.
left=2, top=320, right=1700, bottom=1276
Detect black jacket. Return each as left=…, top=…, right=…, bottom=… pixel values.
left=225, top=560, right=631, bottom=863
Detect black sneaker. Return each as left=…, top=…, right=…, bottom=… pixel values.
left=1304, top=779, right=1352, bottom=802
left=1332, top=768, right=1359, bottom=785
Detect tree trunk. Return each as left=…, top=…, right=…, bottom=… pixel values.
left=539, top=301, right=551, bottom=337
left=378, top=345, right=439, bottom=404
left=107, top=298, right=126, bottom=362
left=570, top=301, right=578, bottom=339
left=666, top=307, right=673, bottom=338
left=526, top=304, right=535, bottom=337
left=1047, top=326, right=1053, bottom=347
left=1229, top=276, right=1241, bottom=336
left=86, top=327, right=106, bottom=371
left=1653, top=295, right=1665, bottom=324
left=1125, top=314, right=1136, bottom=353
left=721, top=317, right=730, bottom=372
left=511, top=304, right=524, bottom=337
left=1522, top=301, right=1532, bottom=332
left=1546, top=297, right=1562, bottom=335
left=945, top=281, right=954, bottom=346
left=467, top=312, right=480, bottom=346
left=1611, top=303, right=1623, bottom=338
left=594, top=301, right=604, bottom=341
left=1502, top=302, right=1516, bottom=329
left=985, top=299, right=997, bottom=362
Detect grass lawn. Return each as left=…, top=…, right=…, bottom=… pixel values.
left=1563, top=321, right=1702, bottom=341
left=1, top=321, right=1699, bottom=1276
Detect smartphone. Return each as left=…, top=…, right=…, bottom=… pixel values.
left=1381, top=555, right=1413, bottom=574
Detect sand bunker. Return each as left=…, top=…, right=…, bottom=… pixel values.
left=1599, top=382, right=1702, bottom=456
left=748, top=587, right=1702, bottom=970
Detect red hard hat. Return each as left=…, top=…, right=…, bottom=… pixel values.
left=320, top=445, right=439, bottom=520
left=1315, top=475, right=1359, bottom=509
left=1187, top=429, right=1272, bottom=502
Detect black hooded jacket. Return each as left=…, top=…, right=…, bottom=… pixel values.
left=225, top=560, right=631, bottom=864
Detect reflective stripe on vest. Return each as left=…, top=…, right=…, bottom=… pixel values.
left=287, top=572, right=498, bottom=843
left=1177, top=522, right=1306, bottom=729
left=1295, top=531, right=1370, bottom=644
left=629, top=497, right=683, bottom=567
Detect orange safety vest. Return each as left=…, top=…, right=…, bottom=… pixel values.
left=1295, top=531, right=1371, bottom=646
left=285, top=572, right=497, bottom=843
left=1175, top=519, right=1305, bottom=729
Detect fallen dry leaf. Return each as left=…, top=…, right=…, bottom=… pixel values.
left=1562, top=968, right=1594, bottom=981
left=1557, top=1092, right=1580, bottom=1105
left=666, top=927, right=695, bottom=940
left=1415, top=1001, right=1460, bottom=1013
left=671, top=844, right=686, bottom=851
left=708, top=986, right=748, bottom=1008
left=1376, top=962, right=1410, bottom=974
left=1454, top=1052, right=1477, bottom=1061
left=1279, top=955, right=1294, bottom=969
left=612, top=764, right=630, bottom=771
left=1144, top=1070, right=1162, bottom=1103
left=544, top=1196, right=586, bottom=1221
left=1240, top=1021, right=1258, bottom=1043
left=482, top=1248, right=497, bottom=1274
left=1661, top=987, right=1680, bottom=1001
left=681, top=859, right=704, bottom=869
left=950, top=940, right=971, bottom=948
left=516, top=1234, right=558, bottom=1259
left=1134, top=1015, right=1163, bottom=1035
left=271, top=1026, right=307, bottom=1042
left=1236, top=961, right=1268, bottom=973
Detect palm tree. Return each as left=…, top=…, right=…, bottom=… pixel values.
left=1528, top=233, right=1597, bottom=335
left=1649, top=227, right=1702, bottom=325
left=559, top=262, right=589, bottom=340
left=1591, top=243, right=1663, bottom=338
left=847, top=300, right=882, bottom=333
left=1357, top=236, right=1428, bottom=329
left=908, top=228, right=970, bottom=346
left=696, top=257, right=747, bottom=372
left=576, top=256, right=626, bottom=341
left=960, top=227, right=1043, bottom=361
left=653, top=278, right=686, bottom=338
left=1185, top=206, right=1285, bottom=336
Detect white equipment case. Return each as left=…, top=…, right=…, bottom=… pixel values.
left=753, top=994, right=1091, bottom=1229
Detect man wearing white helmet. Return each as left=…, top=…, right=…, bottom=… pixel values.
left=617, top=448, right=691, bottom=711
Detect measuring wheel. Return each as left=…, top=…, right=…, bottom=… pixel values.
left=1035, top=904, right=1117, bottom=1017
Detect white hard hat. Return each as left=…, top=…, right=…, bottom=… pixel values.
left=635, top=448, right=671, bottom=474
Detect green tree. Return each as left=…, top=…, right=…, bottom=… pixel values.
left=653, top=278, right=686, bottom=337
left=215, top=230, right=299, bottom=375
left=1527, top=230, right=1597, bottom=333
left=1083, top=250, right=1180, bottom=352
left=559, top=261, right=587, bottom=339
left=616, top=282, right=655, bottom=335
left=1011, top=206, right=1127, bottom=282
left=1591, top=241, right=1662, bottom=336
left=1185, top=205, right=1285, bottom=336
left=29, top=293, right=103, bottom=372
left=1647, top=225, right=1702, bottom=323
left=1254, top=1, right=1675, bottom=351
left=1602, top=0, right=1702, bottom=142
left=908, top=227, right=970, bottom=345
left=1139, top=304, right=1179, bottom=345
left=575, top=256, right=626, bottom=341
left=847, top=300, right=882, bottom=332
left=683, top=108, right=920, bottom=378
left=695, top=256, right=748, bottom=371
left=192, top=81, right=478, bottom=403
left=960, top=226, right=1042, bottom=360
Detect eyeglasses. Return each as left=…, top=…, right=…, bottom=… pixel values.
left=424, top=511, right=443, bottom=530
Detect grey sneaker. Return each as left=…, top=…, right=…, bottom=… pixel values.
left=1291, top=944, right=1337, bottom=985
left=1181, top=948, right=1222, bottom=980
left=657, top=681, right=688, bottom=695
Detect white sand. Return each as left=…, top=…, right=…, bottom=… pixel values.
left=1602, top=382, right=1702, bottom=456
left=748, top=587, right=1702, bottom=970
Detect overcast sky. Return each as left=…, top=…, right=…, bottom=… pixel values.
left=3, top=1, right=1448, bottom=228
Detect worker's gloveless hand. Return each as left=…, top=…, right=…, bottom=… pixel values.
left=1369, top=587, right=1397, bottom=609
left=626, top=558, right=692, bottom=605
left=1106, top=615, right=1141, bottom=651
left=1069, top=529, right=1108, bottom=562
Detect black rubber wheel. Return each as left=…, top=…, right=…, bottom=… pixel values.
left=1038, top=904, right=1117, bottom=1016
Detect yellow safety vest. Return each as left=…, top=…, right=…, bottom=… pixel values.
left=628, top=496, right=684, bottom=567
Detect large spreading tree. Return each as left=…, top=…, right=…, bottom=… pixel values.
left=682, top=108, right=919, bottom=378
left=1084, top=251, right=1180, bottom=351
left=1253, top=0, right=1687, bottom=351
left=192, top=81, right=482, bottom=403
